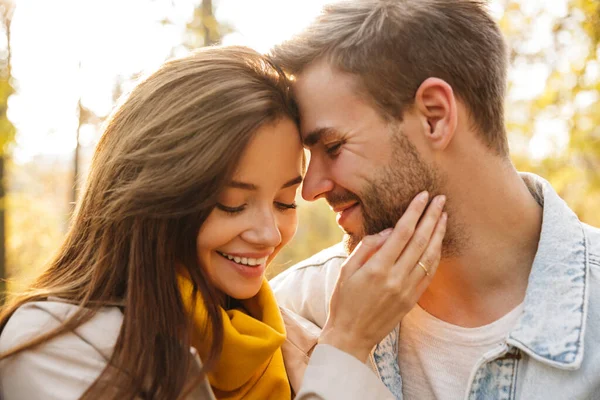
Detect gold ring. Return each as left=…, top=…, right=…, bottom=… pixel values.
left=417, top=261, right=430, bottom=276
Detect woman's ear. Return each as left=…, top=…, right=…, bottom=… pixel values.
left=414, top=77, right=458, bottom=151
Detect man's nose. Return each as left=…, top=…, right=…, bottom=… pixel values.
left=302, top=155, right=334, bottom=201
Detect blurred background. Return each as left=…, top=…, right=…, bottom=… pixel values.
left=0, top=0, right=598, bottom=295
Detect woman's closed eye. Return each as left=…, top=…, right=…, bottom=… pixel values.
left=275, top=201, right=297, bottom=211
left=216, top=203, right=246, bottom=215
left=216, top=201, right=297, bottom=215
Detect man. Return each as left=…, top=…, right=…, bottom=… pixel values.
left=269, top=1, right=600, bottom=399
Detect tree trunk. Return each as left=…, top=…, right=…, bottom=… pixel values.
left=0, top=1, right=14, bottom=302
left=0, top=154, right=5, bottom=301
left=71, top=99, right=83, bottom=217
left=202, top=0, right=216, bottom=46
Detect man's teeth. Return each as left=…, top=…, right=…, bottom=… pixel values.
left=219, top=252, right=267, bottom=266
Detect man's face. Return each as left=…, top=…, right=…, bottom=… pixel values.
left=295, top=60, right=441, bottom=252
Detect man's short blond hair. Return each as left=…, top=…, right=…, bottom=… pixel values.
left=271, top=0, right=509, bottom=155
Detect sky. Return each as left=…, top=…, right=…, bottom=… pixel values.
left=7, top=0, right=573, bottom=163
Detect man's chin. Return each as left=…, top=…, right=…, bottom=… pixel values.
left=343, top=233, right=363, bottom=254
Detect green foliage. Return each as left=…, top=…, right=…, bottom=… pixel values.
left=5, top=159, right=71, bottom=291
left=6, top=192, right=64, bottom=293
left=505, top=0, right=600, bottom=227
left=0, top=77, right=14, bottom=154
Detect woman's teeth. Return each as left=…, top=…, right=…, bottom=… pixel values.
left=218, top=252, right=267, bottom=266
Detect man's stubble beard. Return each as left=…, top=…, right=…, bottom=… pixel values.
left=343, top=127, right=466, bottom=258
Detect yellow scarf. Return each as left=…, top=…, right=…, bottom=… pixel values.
left=179, top=276, right=291, bottom=400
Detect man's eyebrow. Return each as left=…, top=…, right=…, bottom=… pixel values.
left=228, top=175, right=303, bottom=191
left=303, top=127, right=339, bottom=147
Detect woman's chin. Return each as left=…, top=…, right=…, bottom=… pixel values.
left=224, top=281, right=263, bottom=301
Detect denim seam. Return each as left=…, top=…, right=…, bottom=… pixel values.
left=511, top=352, right=520, bottom=399
left=561, top=222, right=590, bottom=366
left=573, top=250, right=586, bottom=361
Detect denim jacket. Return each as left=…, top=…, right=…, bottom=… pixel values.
left=271, top=173, right=600, bottom=399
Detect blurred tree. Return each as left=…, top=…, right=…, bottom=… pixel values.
left=6, top=156, right=71, bottom=293
left=183, top=0, right=233, bottom=49
left=0, top=0, right=15, bottom=300
left=503, top=0, right=600, bottom=226
left=72, top=72, right=101, bottom=218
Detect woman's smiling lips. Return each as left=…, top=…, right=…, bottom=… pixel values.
left=216, top=251, right=271, bottom=279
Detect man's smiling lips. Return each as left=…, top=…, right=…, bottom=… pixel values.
left=332, top=202, right=360, bottom=230
left=331, top=202, right=357, bottom=214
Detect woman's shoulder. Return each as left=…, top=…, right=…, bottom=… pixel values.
left=0, top=300, right=124, bottom=400
left=1, top=300, right=123, bottom=358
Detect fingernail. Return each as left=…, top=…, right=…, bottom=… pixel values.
left=418, top=191, right=429, bottom=203
left=379, top=228, right=393, bottom=237
left=437, top=195, right=446, bottom=207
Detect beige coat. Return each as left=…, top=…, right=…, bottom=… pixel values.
left=0, top=301, right=393, bottom=399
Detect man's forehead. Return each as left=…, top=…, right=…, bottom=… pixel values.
left=294, top=68, right=362, bottom=141
left=296, top=59, right=339, bottom=86
left=295, top=61, right=359, bottom=100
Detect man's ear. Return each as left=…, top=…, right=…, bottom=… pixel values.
left=414, top=77, right=457, bottom=151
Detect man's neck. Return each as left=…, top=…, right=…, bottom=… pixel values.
left=419, top=160, right=543, bottom=328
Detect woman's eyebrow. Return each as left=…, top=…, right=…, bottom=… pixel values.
left=281, top=175, right=303, bottom=189
left=227, top=175, right=303, bottom=191
left=228, top=181, right=257, bottom=190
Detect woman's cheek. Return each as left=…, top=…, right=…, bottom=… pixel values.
left=280, top=211, right=299, bottom=247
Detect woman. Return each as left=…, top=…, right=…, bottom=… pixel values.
left=0, top=46, right=446, bottom=399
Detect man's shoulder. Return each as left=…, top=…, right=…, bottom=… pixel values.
left=288, top=241, right=348, bottom=270
left=580, top=223, right=600, bottom=385
left=271, top=242, right=348, bottom=286
left=582, top=222, right=600, bottom=335
left=269, top=243, right=349, bottom=327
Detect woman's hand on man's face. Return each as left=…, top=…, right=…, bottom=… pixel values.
left=319, top=191, right=447, bottom=362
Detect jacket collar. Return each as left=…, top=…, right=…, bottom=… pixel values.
left=507, top=173, right=590, bottom=371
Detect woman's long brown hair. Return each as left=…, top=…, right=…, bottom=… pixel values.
left=0, top=46, right=297, bottom=399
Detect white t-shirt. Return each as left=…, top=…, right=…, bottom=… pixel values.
left=398, top=303, right=524, bottom=400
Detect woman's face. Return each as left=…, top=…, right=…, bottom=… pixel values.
left=197, top=118, right=303, bottom=300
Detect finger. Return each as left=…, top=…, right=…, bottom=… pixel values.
left=370, top=191, right=430, bottom=266
left=339, top=228, right=393, bottom=280
left=395, top=194, right=446, bottom=277
left=411, top=211, right=447, bottom=293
